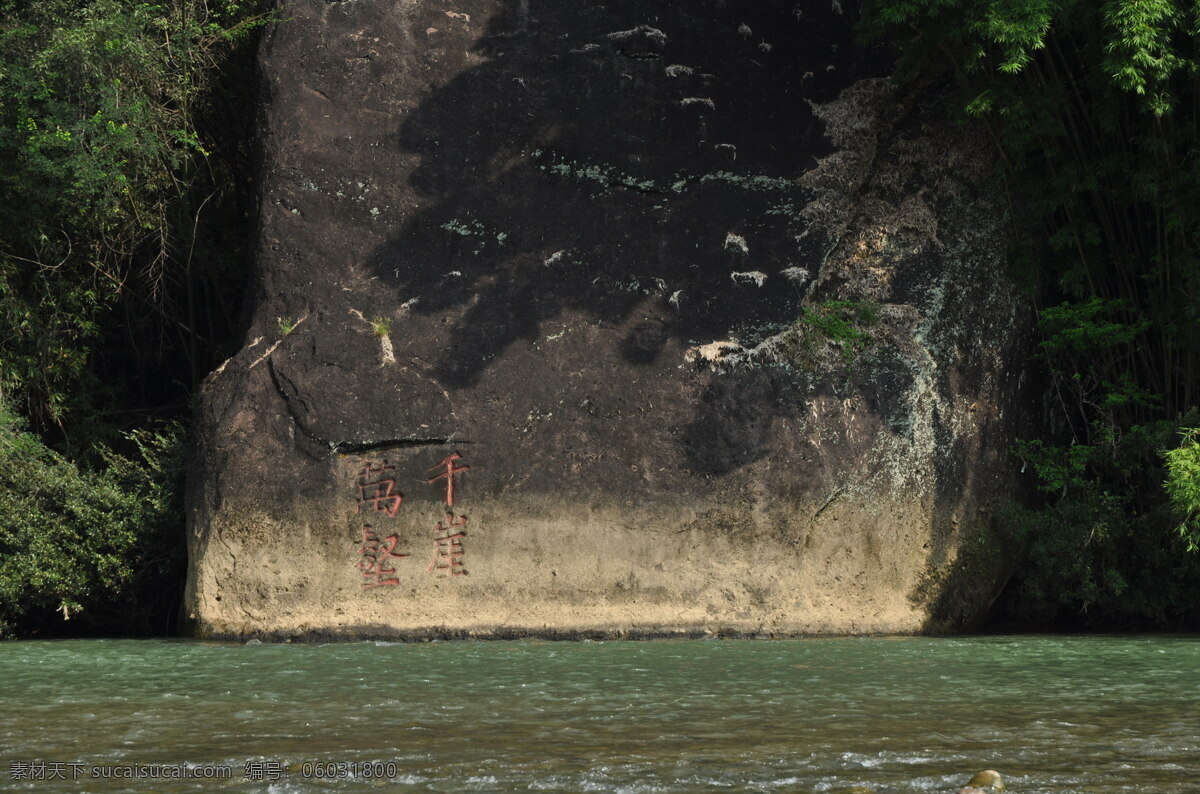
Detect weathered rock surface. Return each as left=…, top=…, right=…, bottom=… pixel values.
left=957, top=769, right=1006, bottom=793
left=184, top=0, right=1032, bottom=639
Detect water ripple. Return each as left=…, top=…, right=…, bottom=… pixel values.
left=0, top=636, right=1197, bottom=792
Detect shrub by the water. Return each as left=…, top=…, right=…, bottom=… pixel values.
left=0, top=399, right=186, bottom=637
left=0, top=0, right=265, bottom=635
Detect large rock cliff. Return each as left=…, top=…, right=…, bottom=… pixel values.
left=184, top=0, right=1031, bottom=639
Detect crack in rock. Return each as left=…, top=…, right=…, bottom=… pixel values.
left=267, top=359, right=459, bottom=457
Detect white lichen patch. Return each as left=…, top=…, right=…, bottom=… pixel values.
left=730, top=270, right=767, bottom=287
left=781, top=266, right=811, bottom=284
left=441, top=218, right=475, bottom=236
left=724, top=232, right=750, bottom=254
left=535, top=153, right=663, bottom=193
left=439, top=217, right=508, bottom=254
left=379, top=333, right=396, bottom=364
left=715, top=74, right=1025, bottom=511
left=249, top=316, right=307, bottom=370
left=349, top=307, right=398, bottom=365
left=606, top=25, right=667, bottom=45
left=702, top=171, right=795, bottom=191
left=680, top=97, right=715, bottom=109
left=685, top=340, right=744, bottom=365
left=665, top=64, right=694, bottom=77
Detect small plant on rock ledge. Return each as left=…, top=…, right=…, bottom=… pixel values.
left=802, top=300, right=878, bottom=361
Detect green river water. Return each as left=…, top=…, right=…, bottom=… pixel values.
left=0, top=636, right=1196, bottom=792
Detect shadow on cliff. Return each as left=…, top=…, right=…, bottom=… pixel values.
left=914, top=367, right=1037, bottom=633
left=365, top=0, right=876, bottom=472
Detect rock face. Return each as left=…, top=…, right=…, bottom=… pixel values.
left=184, top=0, right=1031, bottom=639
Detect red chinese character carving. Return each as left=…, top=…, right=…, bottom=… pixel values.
left=359, top=525, right=409, bottom=588
left=357, top=460, right=403, bottom=517
left=427, top=452, right=469, bottom=507
left=428, top=513, right=468, bottom=577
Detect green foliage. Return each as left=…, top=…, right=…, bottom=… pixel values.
left=1163, top=428, right=1200, bottom=551
left=1102, top=0, right=1186, bottom=105
left=1004, top=418, right=1200, bottom=626
left=1013, top=438, right=1092, bottom=494
left=863, top=1, right=1200, bottom=427
left=866, top=0, right=1200, bottom=626
left=1037, top=298, right=1149, bottom=355
left=0, top=0, right=270, bottom=437
left=1003, top=489, right=1126, bottom=624
left=0, top=0, right=267, bottom=635
left=802, top=300, right=878, bottom=361
left=371, top=316, right=392, bottom=337
left=0, top=397, right=186, bottom=637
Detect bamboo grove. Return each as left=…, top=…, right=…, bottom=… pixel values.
left=866, top=0, right=1200, bottom=625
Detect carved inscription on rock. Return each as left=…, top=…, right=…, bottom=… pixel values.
left=351, top=453, right=474, bottom=586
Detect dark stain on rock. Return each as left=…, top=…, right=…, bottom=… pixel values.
left=683, top=368, right=805, bottom=475
left=621, top=320, right=670, bottom=364
left=366, top=0, right=864, bottom=391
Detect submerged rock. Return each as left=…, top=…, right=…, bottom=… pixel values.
left=184, top=0, right=1032, bottom=640
left=958, top=769, right=1006, bottom=793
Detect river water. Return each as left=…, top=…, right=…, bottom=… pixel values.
left=0, top=636, right=1196, bottom=792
